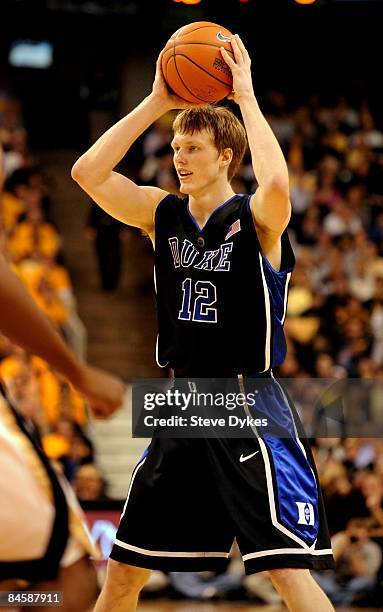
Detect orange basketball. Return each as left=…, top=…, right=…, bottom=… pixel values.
left=161, top=21, right=234, bottom=104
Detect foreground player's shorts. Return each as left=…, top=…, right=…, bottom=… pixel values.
left=110, top=378, right=334, bottom=574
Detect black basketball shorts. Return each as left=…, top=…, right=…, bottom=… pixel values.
left=110, top=378, right=334, bottom=574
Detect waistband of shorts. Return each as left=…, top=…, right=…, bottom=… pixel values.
left=172, top=368, right=272, bottom=379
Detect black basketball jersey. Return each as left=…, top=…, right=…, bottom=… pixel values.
left=154, top=193, right=295, bottom=376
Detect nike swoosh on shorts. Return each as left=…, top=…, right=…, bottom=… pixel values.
left=239, top=450, right=259, bottom=463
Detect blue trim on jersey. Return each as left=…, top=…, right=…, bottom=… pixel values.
left=261, top=259, right=289, bottom=365
left=157, top=193, right=175, bottom=208
left=245, top=197, right=294, bottom=274
left=187, top=194, right=242, bottom=232
left=154, top=194, right=178, bottom=254
left=245, top=197, right=293, bottom=366
left=140, top=447, right=150, bottom=462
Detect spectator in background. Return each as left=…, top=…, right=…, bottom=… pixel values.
left=337, top=317, right=371, bottom=376
left=0, top=156, right=87, bottom=357
left=167, top=543, right=282, bottom=604
left=349, top=257, right=376, bottom=302
left=58, top=426, right=94, bottom=482
left=350, top=106, right=383, bottom=149
left=288, top=135, right=316, bottom=224
left=30, top=274, right=68, bottom=329
left=266, top=90, right=295, bottom=146
left=359, top=472, right=383, bottom=524
left=73, top=463, right=110, bottom=503
left=333, top=96, right=360, bottom=134
left=313, top=156, right=342, bottom=212
left=315, top=353, right=336, bottom=378
left=294, top=206, right=321, bottom=245
left=16, top=257, right=87, bottom=359
left=0, top=187, right=24, bottom=235
left=0, top=346, right=30, bottom=402
left=42, top=419, right=75, bottom=460
left=2, top=128, right=33, bottom=177
left=313, top=518, right=382, bottom=607
left=140, top=143, right=179, bottom=193
left=87, top=206, right=125, bottom=292
left=367, top=278, right=383, bottom=366
left=142, top=115, right=173, bottom=158
left=5, top=165, right=53, bottom=222
left=323, top=199, right=362, bottom=238
left=323, top=474, right=358, bottom=535
left=8, top=205, right=61, bottom=263
left=169, top=569, right=243, bottom=602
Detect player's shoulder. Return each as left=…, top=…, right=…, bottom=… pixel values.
left=154, top=191, right=187, bottom=217
left=140, top=186, right=170, bottom=209
left=139, top=186, right=177, bottom=227
left=235, top=192, right=254, bottom=217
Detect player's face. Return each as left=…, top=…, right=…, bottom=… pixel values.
left=171, top=130, right=225, bottom=195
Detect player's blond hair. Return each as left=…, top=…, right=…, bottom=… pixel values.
left=173, top=105, right=247, bottom=182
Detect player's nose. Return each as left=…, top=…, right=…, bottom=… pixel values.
left=176, top=151, right=187, bottom=164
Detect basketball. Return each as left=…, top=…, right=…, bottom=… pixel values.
left=161, top=21, right=234, bottom=104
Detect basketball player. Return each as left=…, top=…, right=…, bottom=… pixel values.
left=72, top=35, right=335, bottom=611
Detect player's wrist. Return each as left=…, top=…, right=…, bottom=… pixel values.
left=236, top=90, right=256, bottom=104
left=58, top=356, right=87, bottom=389
left=147, top=91, right=173, bottom=114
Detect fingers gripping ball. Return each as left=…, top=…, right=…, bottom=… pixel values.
left=161, top=21, right=234, bottom=104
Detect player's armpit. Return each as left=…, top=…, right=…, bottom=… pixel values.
left=249, top=184, right=291, bottom=236
left=253, top=224, right=283, bottom=272
left=72, top=169, right=168, bottom=232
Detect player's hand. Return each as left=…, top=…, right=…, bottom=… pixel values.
left=220, top=34, right=254, bottom=105
left=151, top=51, right=201, bottom=110
left=73, top=364, right=126, bottom=420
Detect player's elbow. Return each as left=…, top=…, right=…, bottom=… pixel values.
left=71, top=158, right=87, bottom=184
left=264, top=176, right=290, bottom=201
left=258, top=187, right=291, bottom=235
left=266, top=179, right=291, bottom=219
left=71, top=156, right=102, bottom=187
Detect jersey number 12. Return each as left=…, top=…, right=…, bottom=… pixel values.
left=179, top=278, right=217, bottom=323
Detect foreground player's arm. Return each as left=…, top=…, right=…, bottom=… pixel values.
left=72, top=55, right=193, bottom=235
left=0, top=251, right=125, bottom=418
left=221, top=37, right=291, bottom=236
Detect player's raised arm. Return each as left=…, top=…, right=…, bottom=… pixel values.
left=220, top=36, right=291, bottom=236
left=71, top=54, right=192, bottom=235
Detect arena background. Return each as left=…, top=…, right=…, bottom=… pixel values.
left=1, top=0, right=383, bottom=609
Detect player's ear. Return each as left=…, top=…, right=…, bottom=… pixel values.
left=220, top=147, right=233, bottom=168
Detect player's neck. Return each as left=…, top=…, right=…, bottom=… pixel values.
left=188, top=182, right=236, bottom=218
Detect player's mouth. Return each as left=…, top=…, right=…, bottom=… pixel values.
left=178, top=170, right=193, bottom=181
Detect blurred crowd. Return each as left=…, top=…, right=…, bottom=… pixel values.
left=2, top=87, right=383, bottom=605
left=0, top=93, right=108, bottom=505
